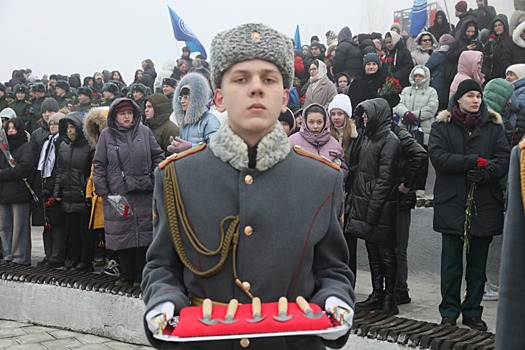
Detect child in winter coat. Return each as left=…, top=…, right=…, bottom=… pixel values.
left=289, top=103, right=348, bottom=178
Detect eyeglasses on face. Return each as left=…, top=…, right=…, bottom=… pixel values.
left=178, top=95, right=190, bottom=102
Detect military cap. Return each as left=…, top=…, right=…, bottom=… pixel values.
left=78, top=86, right=93, bottom=98
left=103, top=82, right=119, bottom=95
left=131, top=83, right=147, bottom=95
left=30, top=83, right=46, bottom=93
left=210, top=23, right=294, bottom=90
left=55, top=80, right=70, bottom=91
left=162, top=77, right=177, bottom=88
left=14, top=84, right=28, bottom=94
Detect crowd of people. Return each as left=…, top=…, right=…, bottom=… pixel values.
left=0, top=0, right=524, bottom=347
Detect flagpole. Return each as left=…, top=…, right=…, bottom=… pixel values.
left=442, top=0, right=452, bottom=31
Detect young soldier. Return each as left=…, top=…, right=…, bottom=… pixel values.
left=75, top=87, right=97, bottom=115
left=142, top=23, right=355, bottom=349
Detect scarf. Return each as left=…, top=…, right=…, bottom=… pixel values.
left=310, top=60, right=328, bottom=92
left=453, top=106, right=482, bottom=132
left=37, top=133, right=59, bottom=178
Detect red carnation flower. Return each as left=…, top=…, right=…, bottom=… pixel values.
left=387, top=57, right=393, bottom=62
left=477, top=157, right=487, bottom=168
left=123, top=205, right=130, bottom=217
left=489, top=34, right=496, bottom=39
left=44, top=224, right=53, bottom=231
left=1, top=143, right=7, bottom=151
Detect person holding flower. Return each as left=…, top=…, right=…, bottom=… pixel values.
left=428, top=79, right=510, bottom=331
left=482, top=15, right=513, bottom=82
left=0, top=118, right=36, bottom=266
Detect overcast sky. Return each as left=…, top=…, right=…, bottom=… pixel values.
left=0, top=0, right=513, bottom=84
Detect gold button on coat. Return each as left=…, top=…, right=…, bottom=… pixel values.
left=244, top=226, right=253, bottom=236
left=240, top=338, right=250, bottom=348
left=244, top=175, right=253, bottom=184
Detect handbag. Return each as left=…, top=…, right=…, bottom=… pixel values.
left=112, top=133, right=154, bottom=194
left=411, top=112, right=425, bottom=145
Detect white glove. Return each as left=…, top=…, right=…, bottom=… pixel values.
left=320, top=296, right=354, bottom=340
left=145, top=301, right=176, bottom=334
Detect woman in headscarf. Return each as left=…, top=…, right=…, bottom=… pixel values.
left=303, top=59, right=337, bottom=109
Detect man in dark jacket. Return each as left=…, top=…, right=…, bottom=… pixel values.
left=346, top=98, right=401, bottom=316
left=333, top=27, right=362, bottom=82
left=75, top=87, right=97, bottom=115
left=53, top=112, right=93, bottom=271
left=30, top=97, right=59, bottom=158
left=142, top=23, right=355, bottom=349
left=144, top=93, right=179, bottom=155
left=428, top=80, right=509, bottom=330
left=55, top=80, right=74, bottom=110
left=30, top=83, right=47, bottom=130
left=473, top=0, right=497, bottom=31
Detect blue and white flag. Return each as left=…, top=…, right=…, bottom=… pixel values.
left=409, top=0, right=428, bottom=37
left=294, top=25, right=302, bottom=51
left=168, top=6, right=207, bottom=59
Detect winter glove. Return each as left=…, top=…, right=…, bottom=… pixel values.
left=402, top=111, right=418, bottom=126
left=167, top=136, right=192, bottom=154
left=319, top=296, right=354, bottom=340
left=484, top=161, right=499, bottom=179
left=467, top=169, right=489, bottom=184
left=145, top=301, right=176, bottom=334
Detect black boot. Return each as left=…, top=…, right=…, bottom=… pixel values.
left=356, top=243, right=384, bottom=311
left=377, top=246, right=399, bottom=315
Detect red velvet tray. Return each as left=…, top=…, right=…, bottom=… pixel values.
left=154, top=301, right=348, bottom=342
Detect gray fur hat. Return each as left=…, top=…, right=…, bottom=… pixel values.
left=210, top=23, right=294, bottom=90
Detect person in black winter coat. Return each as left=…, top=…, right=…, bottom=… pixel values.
left=139, top=59, right=157, bottom=91
left=333, top=26, right=362, bottom=82
left=451, top=4, right=478, bottom=40
left=428, top=79, right=509, bottom=330
left=446, top=19, right=484, bottom=87
left=53, top=112, right=94, bottom=271
left=0, top=118, right=36, bottom=266
left=428, top=10, right=451, bottom=42
left=426, top=34, right=456, bottom=110
left=345, top=98, right=401, bottom=316
left=383, top=31, right=414, bottom=88
left=483, top=14, right=513, bottom=82
left=391, top=122, right=427, bottom=305
left=473, top=0, right=497, bottom=31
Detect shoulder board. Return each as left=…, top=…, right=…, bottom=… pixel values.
left=6, top=98, right=14, bottom=103
left=25, top=100, right=32, bottom=104
left=293, top=145, right=340, bottom=171
left=159, top=143, right=207, bottom=170
left=91, top=103, right=99, bottom=107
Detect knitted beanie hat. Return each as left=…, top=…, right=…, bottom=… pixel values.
left=278, top=108, right=295, bottom=130
left=455, top=79, right=483, bottom=101
left=328, top=94, right=353, bottom=118
left=363, top=52, right=382, bottom=67
left=41, top=97, right=59, bottom=113
left=210, top=23, right=294, bottom=90
left=439, top=34, right=455, bottom=46
left=507, top=64, right=525, bottom=80
left=455, top=1, right=468, bottom=12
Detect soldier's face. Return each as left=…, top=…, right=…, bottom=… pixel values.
left=56, top=87, right=66, bottom=97
left=145, top=101, right=155, bottom=119
left=133, top=91, right=144, bottom=100
left=103, top=91, right=114, bottom=99
left=16, top=92, right=25, bottom=101
left=162, top=85, right=175, bottom=95
left=78, top=94, right=89, bottom=104
left=0, top=91, right=4, bottom=98
left=214, top=59, right=289, bottom=147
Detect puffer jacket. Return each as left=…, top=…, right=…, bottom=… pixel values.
left=53, top=112, right=92, bottom=213
left=174, top=73, right=220, bottom=146
left=92, top=98, right=164, bottom=251
left=505, top=77, right=525, bottom=146
left=332, top=27, right=363, bottom=79
left=394, top=65, right=439, bottom=145
left=428, top=103, right=510, bottom=237
left=140, top=68, right=157, bottom=91
left=345, top=98, right=400, bottom=247
left=446, top=18, right=483, bottom=85
left=411, top=32, right=438, bottom=66
left=0, top=120, right=35, bottom=203
left=483, top=78, right=515, bottom=116
left=449, top=50, right=485, bottom=100
left=288, top=103, right=348, bottom=177
left=483, top=14, right=513, bottom=81
left=83, top=108, right=108, bottom=230
left=144, top=93, right=179, bottom=154
left=512, top=21, right=525, bottom=64
left=30, top=121, right=50, bottom=158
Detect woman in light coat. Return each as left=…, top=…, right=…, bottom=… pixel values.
left=303, top=59, right=337, bottom=109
